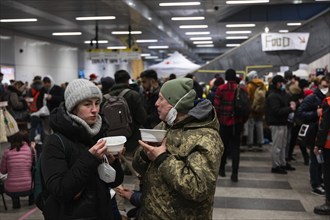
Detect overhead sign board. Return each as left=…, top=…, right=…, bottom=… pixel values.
left=87, top=49, right=141, bottom=64
left=261, top=33, right=310, bottom=51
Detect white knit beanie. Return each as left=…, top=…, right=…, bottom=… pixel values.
left=65, top=79, right=103, bottom=112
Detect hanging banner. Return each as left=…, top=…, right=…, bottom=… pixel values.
left=87, top=49, right=141, bottom=64
left=261, top=33, right=310, bottom=51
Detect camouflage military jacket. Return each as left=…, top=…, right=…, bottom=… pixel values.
left=133, top=100, right=224, bottom=220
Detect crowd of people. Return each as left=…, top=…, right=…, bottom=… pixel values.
left=0, top=67, right=329, bottom=219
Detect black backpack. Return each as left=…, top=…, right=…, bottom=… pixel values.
left=34, top=133, right=71, bottom=211
left=233, top=85, right=251, bottom=122
left=101, top=89, right=133, bottom=138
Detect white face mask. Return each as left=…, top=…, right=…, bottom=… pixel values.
left=320, top=88, right=329, bottom=95
left=164, top=90, right=193, bottom=126
left=97, top=156, right=116, bottom=183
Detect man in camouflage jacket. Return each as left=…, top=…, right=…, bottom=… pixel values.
left=133, top=78, right=224, bottom=220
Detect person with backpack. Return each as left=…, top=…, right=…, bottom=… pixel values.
left=213, top=68, right=249, bottom=182
left=109, top=70, right=147, bottom=158
left=40, top=79, right=124, bottom=220
left=266, top=75, right=296, bottom=174
left=246, top=71, right=266, bottom=151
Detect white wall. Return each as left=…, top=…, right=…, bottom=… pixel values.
left=13, top=36, right=78, bottom=85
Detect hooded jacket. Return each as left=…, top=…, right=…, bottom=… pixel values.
left=133, top=100, right=223, bottom=220
left=37, top=76, right=64, bottom=112
left=41, top=104, right=124, bottom=220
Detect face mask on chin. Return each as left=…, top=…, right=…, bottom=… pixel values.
left=320, top=88, right=329, bottom=95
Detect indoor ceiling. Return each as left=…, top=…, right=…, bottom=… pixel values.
left=0, top=0, right=329, bottom=65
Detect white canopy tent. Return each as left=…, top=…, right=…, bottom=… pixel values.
left=147, top=51, right=200, bottom=78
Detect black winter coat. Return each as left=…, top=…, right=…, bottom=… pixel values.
left=41, top=104, right=124, bottom=220
left=295, top=89, right=325, bottom=124
left=266, top=88, right=292, bottom=126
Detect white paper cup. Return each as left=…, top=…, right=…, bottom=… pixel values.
left=100, top=136, right=127, bottom=155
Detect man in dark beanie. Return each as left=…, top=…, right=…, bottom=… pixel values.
left=214, top=68, right=246, bottom=182
left=266, top=75, right=296, bottom=174
left=133, top=78, right=223, bottom=219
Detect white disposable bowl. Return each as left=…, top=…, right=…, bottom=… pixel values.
left=100, top=136, right=127, bottom=154
left=139, top=129, right=167, bottom=143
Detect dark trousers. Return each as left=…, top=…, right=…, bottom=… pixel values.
left=324, top=148, right=330, bottom=201
left=288, top=124, right=309, bottom=163
left=219, top=124, right=243, bottom=175
left=309, top=144, right=323, bottom=188
left=29, top=116, right=43, bottom=141
left=11, top=194, right=34, bottom=208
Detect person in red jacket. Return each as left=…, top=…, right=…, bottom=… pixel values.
left=314, top=90, right=330, bottom=215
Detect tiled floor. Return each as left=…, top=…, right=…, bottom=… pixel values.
left=0, top=144, right=329, bottom=220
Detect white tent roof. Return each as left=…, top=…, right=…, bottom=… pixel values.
left=148, top=51, right=200, bottom=78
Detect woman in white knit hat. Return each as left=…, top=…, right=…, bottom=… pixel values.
left=40, top=79, right=124, bottom=220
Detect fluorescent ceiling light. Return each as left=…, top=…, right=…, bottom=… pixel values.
left=107, top=46, right=127, bottom=49
left=52, top=32, right=82, bottom=36
left=0, top=35, right=11, bottom=40
left=0, top=18, right=37, bottom=22
left=111, top=31, right=142, bottom=35
left=84, top=40, right=108, bottom=44
left=226, top=24, right=256, bottom=28
left=136, top=39, right=158, bottom=43
left=190, top=37, right=212, bottom=40
left=159, top=2, right=201, bottom=6
left=179, top=25, right=208, bottom=29
left=196, top=44, right=214, bottom=47
left=148, top=46, right=169, bottom=49
left=279, top=30, right=289, bottom=33
left=226, top=30, right=251, bottom=34
left=315, top=0, right=330, bottom=1
left=226, top=36, right=249, bottom=39
left=226, top=44, right=241, bottom=47
left=145, top=56, right=159, bottom=59
left=185, top=32, right=210, bottom=35
left=193, top=41, right=213, bottom=44
left=226, top=0, right=269, bottom=4
left=171, top=17, right=205, bottom=21
left=287, top=22, right=301, bottom=26
left=141, top=53, right=151, bottom=57
left=75, top=16, right=115, bottom=20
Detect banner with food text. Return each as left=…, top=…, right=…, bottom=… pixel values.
left=261, top=33, right=310, bottom=51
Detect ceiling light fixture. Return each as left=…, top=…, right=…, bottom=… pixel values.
left=145, top=56, right=159, bottom=59
left=75, top=16, right=116, bottom=20
left=190, top=37, right=212, bottom=40
left=52, top=32, right=82, bottom=36
left=225, top=36, right=249, bottom=39
left=179, top=25, right=208, bottom=29
left=196, top=44, right=214, bottom=47
left=264, top=27, right=269, bottom=33
left=112, top=31, right=142, bottom=35
left=0, top=18, right=37, bottom=22
left=171, top=17, right=205, bottom=21
left=193, top=41, right=213, bottom=44
left=107, top=46, right=127, bottom=49
left=136, top=39, right=158, bottom=43
left=226, top=44, right=241, bottom=47
left=141, top=53, right=151, bottom=57
left=279, top=30, right=289, bottom=33
left=287, top=22, right=302, bottom=26
left=185, top=32, right=210, bottom=35
left=226, top=30, right=252, bottom=34
left=84, top=40, right=108, bottom=44
left=159, top=2, right=201, bottom=6
left=226, top=24, right=256, bottom=28
left=148, top=46, right=169, bottom=49
left=226, top=0, right=269, bottom=4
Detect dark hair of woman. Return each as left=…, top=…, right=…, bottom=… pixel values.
left=8, top=130, right=30, bottom=151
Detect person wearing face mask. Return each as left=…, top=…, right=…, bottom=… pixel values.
left=132, top=78, right=223, bottom=220
left=266, top=75, right=296, bottom=174
left=295, top=76, right=329, bottom=196
left=140, top=69, right=161, bottom=129
left=40, top=79, right=124, bottom=220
